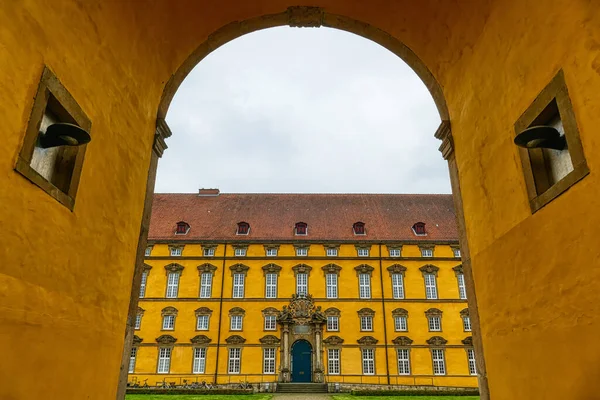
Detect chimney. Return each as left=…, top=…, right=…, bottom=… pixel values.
left=198, top=188, right=220, bottom=196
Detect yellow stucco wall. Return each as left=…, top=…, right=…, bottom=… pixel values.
left=1, top=1, right=600, bottom=399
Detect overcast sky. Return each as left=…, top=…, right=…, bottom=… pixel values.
left=158, top=27, right=450, bottom=194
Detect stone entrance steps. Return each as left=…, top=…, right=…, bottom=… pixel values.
left=277, top=383, right=328, bottom=393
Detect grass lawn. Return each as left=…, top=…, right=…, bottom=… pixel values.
left=332, top=397, right=479, bottom=400
left=125, top=395, right=272, bottom=400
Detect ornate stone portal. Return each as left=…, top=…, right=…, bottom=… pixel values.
left=277, top=294, right=326, bottom=383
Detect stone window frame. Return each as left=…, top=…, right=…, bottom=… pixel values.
left=461, top=336, right=477, bottom=376
left=386, top=244, right=403, bottom=257
left=391, top=308, right=409, bottom=332
left=419, top=264, right=439, bottom=300
left=259, top=335, right=281, bottom=375
left=358, top=308, right=375, bottom=332
left=460, top=308, right=472, bottom=332
left=453, top=264, right=467, bottom=300
left=15, top=66, right=92, bottom=210
left=354, top=244, right=371, bottom=257
left=418, top=244, right=435, bottom=257
left=294, top=244, right=310, bottom=257
left=228, top=307, right=246, bottom=332
left=197, top=263, right=217, bottom=298
left=175, top=221, right=190, bottom=235
left=195, top=307, right=213, bottom=331
left=427, top=336, right=448, bottom=376
left=232, top=243, right=249, bottom=257
left=161, top=306, right=178, bottom=331
left=387, top=264, right=407, bottom=299
left=262, top=307, right=279, bottom=331
left=190, top=335, right=211, bottom=375
left=425, top=308, right=443, bottom=332
left=355, top=264, right=374, bottom=299
left=357, top=336, right=378, bottom=375
left=145, top=245, right=154, bottom=257
left=324, top=244, right=340, bottom=257
left=392, top=336, right=413, bottom=375
left=264, top=244, right=280, bottom=257
left=135, top=307, right=145, bottom=330
left=450, top=245, right=461, bottom=258
left=140, top=264, right=152, bottom=298
left=323, top=335, right=344, bottom=375
left=230, top=264, right=249, bottom=298
left=325, top=307, right=341, bottom=332
left=514, top=69, right=589, bottom=213
left=130, top=335, right=143, bottom=373
left=168, top=244, right=185, bottom=257
left=225, top=335, right=247, bottom=374
left=164, top=263, right=184, bottom=298
left=201, top=244, right=217, bottom=257
left=156, top=335, right=177, bottom=374
left=262, top=263, right=281, bottom=299
left=292, top=264, right=312, bottom=296
left=322, top=264, right=341, bottom=299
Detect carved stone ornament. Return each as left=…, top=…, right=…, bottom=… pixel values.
left=434, top=120, right=454, bottom=160
left=425, top=308, right=443, bottom=317
left=426, top=336, right=448, bottom=346
left=262, top=307, right=279, bottom=316
left=262, top=263, right=282, bottom=276
left=190, top=335, right=212, bottom=344
left=198, top=263, right=218, bottom=275
left=323, top=244, right=340, bottom=250
left=278, top=294, right=325, bottom=324
left=287, top=6, right=324, bottom=28
left=164, top=263, right=184, bottom=273
left=229, top=307, right=245, bottom=316
left=321, top=264, right=342, bottom=275
left=201, top=243, right=217, bottom=250
left=323, top=335, right=344, bottom=346
left=462, top=336, right=473, bottom=346
left=460, top=308, right=470, bottom=318
left=357, top=336, right=379, bottom=346
left=452, top=264, right=464, bottom=275
left=195, top=307, right=213, bottom=316
left=357, top=308, right=375, bottom=317
left=263, top=244, right=280, bottom=251
left=354, top=264, right=374, bottom=276
left=161, top=306, right=178, bottom=316
left=154, top=118, right=172, bottom=158
left=386, top=244, right=403, bottom=251
left=156, top=334, right=177, bottom=344
left=137, top=306, right=145, bottom=315
left=392, top=308, right=408, bottom=318
left=232, top=243, right=249, bottom=250
left=225, top=335, right=246, bottom=344
left=132, top=335, right=143, bottom=345
left=229, top=264, right=249, bottom=276
left=392, top=336, right=413, bottom=346
left=294, top=244, right=310, bottom=250
left=292, top=264, right=312, bottom=275
left=259, top=335, right=281, bottom=345
left=419, top=264, right=439, bottom=275
left=387, top=264, right=407, bottom=276
left=324, top=307, right=340, bottom=317
left=143, top=263, right=153, bottom=272
left=354, top=244, right=372, bottom=251
left=168, top=244, right=184, bottom=252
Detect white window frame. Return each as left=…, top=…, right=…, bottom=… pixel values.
left=457, top=273, right=467, bottom=299
left=467, top=348, right=477, bottom=375
left=266, top=248, right=278, bottom=257
left=135, top=314, right=142, bottom=330
left=394, top=316, right=407, bottom=332
left=428, top=316, right=441, bottom=332
left=359, top=273, right=371, bottom=299
left=228, top=348, right=241, bottom=374
left=265, top=273, right=278, bottom=299
left=230, top=315, right=243, bottom=331
left=296, top=273, right=308, bottom=296
left=392, top=273, right=404, bottom=299
left=145, top=246, right=152, bottom=257
left=197, top=315, right=209, bottom=331
left=200, top=272, right=213, bottom=298
left=362, top=348, right=375, bottom=375
left=193, top=347, right=207, bottom=374
left=232, top=273, right=245, bottom=298
left=463, top=316, right=472, bottom=332
left=360, top=316, right=373, bottom=331
left=357, top=248, right=369, bottom=257
left=234, top=248, right=247, bottom=257
left=263, top=348, right=276, bottom=374
left=327, top=316, right=339, bottom=332
left=424, top=273, right=438, bottom=299
left=326, top=273, right=338, bottom=299
left=162, top=314, right=175, bottom=330
left=170, top=247, right=183, bottom=257
left=421, top=248, right=433, bottom=258
left=264, top=315, right=277, bottom=331
left=203, top=248, right=215, bottom=257
left=328, top=348, right=340, bottom=375
left=296, top=247, right=308, bottom=257
left=157, top=347, right=171, bottom=374
left=166, top=272, right=180, bottom=298
left=326, top=248, right=338, bottom=257
left=129, top=347, right=137, bottom=373
left=432, top=349, right=446, bottom=375
left=389, top=249, right=401, bottom=257
left=397, top=348, right=410, bottom=375
left=139, top=271, right=148, bottom=298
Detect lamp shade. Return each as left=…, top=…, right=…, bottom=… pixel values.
left=514, top=126, right=566, bottom=150
left=39, top=123, right=91, bottom=149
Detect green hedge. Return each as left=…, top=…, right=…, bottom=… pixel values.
left=126, top=389, right=253, bottom=395
left=350, top=389, right=480, bottom=396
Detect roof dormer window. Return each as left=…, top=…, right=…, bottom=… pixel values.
left=175, top=221, right=190, bottom=235
left=412, top=222, right=427, bottom=236
left=236, top=222, right=250, bottom=235
left=295, top=222, right=308, bottom=235
left=353, top=222, right=366, bottom=235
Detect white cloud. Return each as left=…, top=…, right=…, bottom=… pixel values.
left=158, top=27, right=450, bottom=194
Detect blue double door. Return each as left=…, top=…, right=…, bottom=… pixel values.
left=291, top=340, right=312, bottom=382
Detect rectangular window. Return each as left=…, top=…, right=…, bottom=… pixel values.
left=162, top=315, right=175, bottom=330
left=200, top=272, right=213, bottom=298
left=394, top=316, right=407, bottom=332
left=326, top=273, right=338, bottom=299
left=328, top=348, right=340, bottom=374
left=463, top=316, right=472, bottom=332
left=230, top=315, right=243, bottom=331
left=264, top=315, right=277, bottom=331
left=232, top=273, right=245, bottom=298
left=392, top=273, right=404, bottom=299
left=432, top=349, right=446, bottom=375
left=157, top=347, right=171, bottom=374
left=266, top=248, right=278, bottom=257
left=389, top=249, right=401, bottom=257
left=170, top=247, right=183, bottom=257
left=203, top=248, right=215, bottom=257
left=296, top=247, right=308, bottom=256
left=265, top=273, right=278, bottom=299
left=397, top=348, right=410, bottom=375
left=234, top=248, right=246, bottom=257
left=327, top=316, right=339, bottom=332
left=357, top=248, right=369, bottom=257
left=296, top=273, right=308, bottom=296
left=421, top=248, right=433, bottom=257
left=362, top=348, right=375, bottom=375
left=360, top=316, right=373, bottom=331
left=428, top=316, right=441, bottom=332
left=424, top=274, right=438, bottom=299
left=326, top=248, right=338, bottom=257
left=145, top=246, right=152, bottom=256
left=197, top=315, right=209, bottom=330
left=457, top=274, right=467, bottom=299
left=166, top=272, right=180, bottom=298
left=263, top=348, right=276, bottom=374
left=467, top=349, right=477, bottom=375
left=228, top=348, right=241, bottom=374
left=129, top=347, right=137, bottom=373
left=453, top=248, right=461, bottom=258
left=359, top=273, right=371, bottom=299
left=139, top=271, right=148, bottom=298
left=193, top=347, right=207, bottom=374
left=135, top=314, right=142, bottom=330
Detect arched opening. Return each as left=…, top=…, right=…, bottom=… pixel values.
left=291, top=339, right=313, bottom=383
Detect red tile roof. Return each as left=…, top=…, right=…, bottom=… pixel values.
left=148, top=193, right=458, bottom=242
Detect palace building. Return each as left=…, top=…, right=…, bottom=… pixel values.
left=129, top=190, right=477, bottom=389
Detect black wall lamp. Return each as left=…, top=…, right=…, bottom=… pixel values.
left=514, top=126, right=566, bottom=151
left=38, top=122, right=91, bottom=149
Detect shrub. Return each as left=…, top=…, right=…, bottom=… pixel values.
left=350, top=389, right=480, bottom=396
left=125, top=388, right=253, bottom=395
